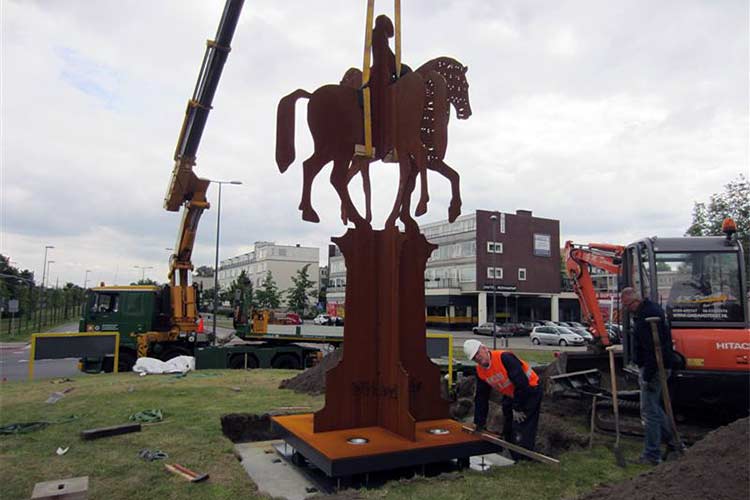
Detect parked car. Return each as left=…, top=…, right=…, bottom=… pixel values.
left=560, top=325, right=593, bottom=343
left=472, top=322, right=511, bottom=337
left=530, top=326, right=585, bottom=346
left=472, top=322, right=497, bottom=336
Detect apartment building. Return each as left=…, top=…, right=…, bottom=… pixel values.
left=218, top=241, right=320, bottom=306
left=325, top=209, right=580, bottom=328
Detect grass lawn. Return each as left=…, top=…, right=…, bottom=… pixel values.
left=0, top=369, right=646, bottom=499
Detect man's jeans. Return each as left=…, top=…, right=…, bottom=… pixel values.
left=639, top=367, right=675, bottom=462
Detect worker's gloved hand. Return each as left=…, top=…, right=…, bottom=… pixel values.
left=512, top=410, right=526, bottom=423
left=473, top=423, right=485, bottom=433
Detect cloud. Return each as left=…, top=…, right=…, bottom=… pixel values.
left=1, top=0, right=747, bottom=286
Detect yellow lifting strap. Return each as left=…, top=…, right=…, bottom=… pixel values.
left=358, top=0, right=401, bottom=159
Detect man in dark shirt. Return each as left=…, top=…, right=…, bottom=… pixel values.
left=621, top=287, right=680, bottom=464
left=464, top=340, right=542, bottom=460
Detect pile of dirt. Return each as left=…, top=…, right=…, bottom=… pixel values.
left=221, top=413, right=282, bottom=443
left=279, top=348, right=343, bottom=395
left=577, top=416, right=750, bottom=500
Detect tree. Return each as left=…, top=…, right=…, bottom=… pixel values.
left=195, top=266, right=214, bottom=277
left=0, top=255, right=36, bottom=318
left=286, top=264, right=317, bottom=316
left=256, top=271, right=282, bottom=309
left=228, top=271, right=255, bottom=309
left=686, top=174, right=749, bottom=281
left=130, top=278, right=160, bottom=286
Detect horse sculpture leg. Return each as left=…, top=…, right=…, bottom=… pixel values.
left=415, top=157, right=429, bottom=217
left=331, top=155, right=370, bottom=229
left=344, top=157, right=372, bottom=225
left=400, top=164, right=421, bottom=234
left=429, top=159, right=462, bottom=222
left=299, top=151, right=328, bottom=223
left=385, top=152, right=417, bottom=230
left=361, top=162, right=372, bottom=224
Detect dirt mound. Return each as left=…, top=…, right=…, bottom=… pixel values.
left=577, top=416, right=750, bottom=500
left=279, top=348, right=343, bottom=395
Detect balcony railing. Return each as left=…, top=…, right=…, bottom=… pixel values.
left=424, top=278, right=461, bottom=289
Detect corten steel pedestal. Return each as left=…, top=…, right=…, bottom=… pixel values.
left=273, top=227, right=499, bottom=477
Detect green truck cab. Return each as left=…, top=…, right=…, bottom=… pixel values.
left=79, top=286, right=322, bottom=373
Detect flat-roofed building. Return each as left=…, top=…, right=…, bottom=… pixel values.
left=218, top=241, right=320, bottom=307
left=325, top=209, right=579, bottom=328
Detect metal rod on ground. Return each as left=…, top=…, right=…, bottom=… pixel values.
left=607, top=344, right=626, bottom=467
left=461, top=425, right=559, bottom=466
left=588, top=395, right=597, bottom=449
left=646, top=317, right=683, bottom=451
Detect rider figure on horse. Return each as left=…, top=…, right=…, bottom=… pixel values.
left=370, top=14, right=397, bottom=160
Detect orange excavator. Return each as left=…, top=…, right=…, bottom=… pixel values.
left=564, top=241, right=624, bottom=348
left=560, top=220, right=749, bottom=416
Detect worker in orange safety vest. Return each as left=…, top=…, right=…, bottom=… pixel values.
left=464, top=339, right=543, bottom=460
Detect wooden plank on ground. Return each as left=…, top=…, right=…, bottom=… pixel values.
left=80, top=423, right=141, bottom=440
left=461, top=425, right=560, bottom=466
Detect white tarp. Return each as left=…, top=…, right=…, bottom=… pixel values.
left=132, top=356, right=195, bottom=375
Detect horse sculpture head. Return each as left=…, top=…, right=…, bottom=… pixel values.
left=426, top=57, right=472, bottom=120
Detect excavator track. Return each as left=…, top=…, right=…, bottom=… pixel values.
left=592, top=398, right=715, bottom=443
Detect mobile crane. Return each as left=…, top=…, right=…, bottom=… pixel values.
left=560, top=220, right=749, bottom=415
left=79, top=0, right=337, bottom=373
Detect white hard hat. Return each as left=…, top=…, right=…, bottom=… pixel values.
left=463, top=339, right=482, bottom=360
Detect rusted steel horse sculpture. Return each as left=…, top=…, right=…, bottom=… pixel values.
left=276, top=56, right=471, bottom=229
left=343, top=57, right=471, bottom=224
left=276, top=12, right=470, bottom=230
left=276, top=73, right=431, bottom=230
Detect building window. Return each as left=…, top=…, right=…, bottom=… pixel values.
left=533, top=233, right=551, bottom=257
left=518, top=268, right=527, bottom=281
left=486, top=241, right=503, bottom=254
left=459, top=265, right=476, bottom=282
left=487, top=267, right=503, bottom=279
left=500, top=213, right=506, bottom=234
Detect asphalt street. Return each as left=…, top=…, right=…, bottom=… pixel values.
left=0, top=322, right=584, bottom=382
left=0, top=321, right=82, bottom=382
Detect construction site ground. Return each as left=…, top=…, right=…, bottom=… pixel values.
left=1, top=360, right=748, bottom=499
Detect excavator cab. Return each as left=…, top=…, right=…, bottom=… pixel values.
left=619, top=234, right=749, bottom=414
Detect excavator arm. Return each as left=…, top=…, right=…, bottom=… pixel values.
left=164, top=0, right=244, bottom=333
left=564, top=241, right=625, bottom=347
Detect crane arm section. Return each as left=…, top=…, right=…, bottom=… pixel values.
left=164, top=0, right=244, bottom=332
left=564, top=241, right=625, bottom=347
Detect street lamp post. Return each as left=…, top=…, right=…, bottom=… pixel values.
left=83, top=269, right=92, bottom=289
left=133, top=265, right=154, bottom=283
left=490, top=214, right=498, bottom=350
left=502, top=292, right=511, bottom=348
left=210, top=179, right=243, bottom=338
left=37, top=245, right=54, bottom=331
left=44, top=260, right=55, bottom=328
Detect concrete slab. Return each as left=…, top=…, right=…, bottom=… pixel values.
left=469, top=453, right=515, bottom=471
left=234, top=441, right=320, bottom=500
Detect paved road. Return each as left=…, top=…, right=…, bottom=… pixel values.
left=0, top=322, right=584, bottom=382
left=269, top=323, right=587, bottom=353
left=0, top=321, right=82, bottom=382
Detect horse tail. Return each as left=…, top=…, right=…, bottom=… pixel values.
left=426, top=70, right=449, bottom=159
left=276, top=89, right=313, bottom=172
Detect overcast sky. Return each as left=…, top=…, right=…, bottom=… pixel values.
left=1, top=0, right=747, bottom=287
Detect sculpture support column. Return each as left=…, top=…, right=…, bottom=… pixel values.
left=314, top=226, right=448, bottom=440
